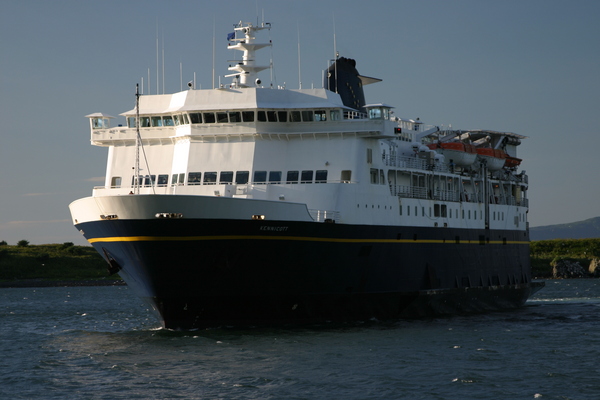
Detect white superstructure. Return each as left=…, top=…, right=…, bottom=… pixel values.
left=77, top=21, right=528, bottom=233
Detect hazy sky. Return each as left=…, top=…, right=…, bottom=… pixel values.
left=1, top=0, right=599, bottom=245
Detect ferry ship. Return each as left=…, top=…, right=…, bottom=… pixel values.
left=69, top=21, right=542, bottom=329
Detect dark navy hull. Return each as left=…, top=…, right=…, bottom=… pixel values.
left=77, top=218, right=541, bottom=329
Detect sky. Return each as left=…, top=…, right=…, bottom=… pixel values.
left=1, top=0, right=599, bottom=245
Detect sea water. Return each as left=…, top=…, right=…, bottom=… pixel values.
left=1, top=280, right=600, bottom=400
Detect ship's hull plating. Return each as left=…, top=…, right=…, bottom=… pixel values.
left=76, top=217, right=540, bottom=329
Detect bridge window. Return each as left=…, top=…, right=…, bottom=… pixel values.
left=301, top=170, right=313, bottom=183
left=204, top=172, right=217, bottom=184
left=301, top=110, right=313, bottom=121
left=330, top=110, right=340, bottom=121
left=254, top=171, right=267, bottom=183
left=290, top=111, right=301, bottom=122
left=203, top=112, right=216, bottom=123
left=157, top=174, right=168, bottom=187
left=314, top=110, right=327, bottom=121
left=277, top=111, right=288, bottom=122
left=220, top=171, right=234, bottom=184
left=189, top=113, right=202, bottom=124
left=242, top=111, right=254, bottom=122
left=217, top=112, right=228, bottom=123
left=151, top=116, right=162, bottom=127
left=269, top=171, right=282, bottom=183
left=236, top=171, right=249, bottom=184
left=315, top=170, right=328, bottom=183
left=257, top=111, right=267, bottom=122
left=143, top=175, right=156, bottom=187
left=188, top=172, right=202, bottom=185
left=286, top=171, right=299, bottom=184
left=163, top=116, right=174, bottom=126
left=140, top=117, right=151, bottom=127
left=267, top=111, right=277, bottom=122
left=229, top=112, right=241, bottom=122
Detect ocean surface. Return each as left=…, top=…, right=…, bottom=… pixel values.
left=1, top=280, right=600, bottom=400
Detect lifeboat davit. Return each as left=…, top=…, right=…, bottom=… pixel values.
left=426, top=142, right=477, bottom=167
left=476, top=148, right=507, bottom=171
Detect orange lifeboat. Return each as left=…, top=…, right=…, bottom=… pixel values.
left=476, top=148, right=507, bottom=171
left=504, top=156, right=522, bottom=168
left=426, top=142, right=477, bottom=167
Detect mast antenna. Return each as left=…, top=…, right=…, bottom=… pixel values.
left=134, top=84, right=141, bottom=194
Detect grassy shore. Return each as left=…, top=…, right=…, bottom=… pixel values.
left=1, top=239, right=599, bottom=286
left=0, top=242, right=121, bottom=287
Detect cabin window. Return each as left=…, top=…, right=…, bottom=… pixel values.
left=151, top=116, right=163, bottom=127
left=315, top=170, right=328, bottom=183
left=370, top=168, right=379, bottom=184
left=267, top=111, right=277, bottom=122
left=242, top=111, right=254, bottom=122
left=254, top=171, right=267, bottom=183
left=269, top=171, right=282, bottom=183
left=110, top=177, right=121, bottom=188
left=229, top=112, right=241, bottom=122
left=204, top=172, right=217, bottom=184
left=163, top=116, right=174, bottom=126
left=140, top=117, right=151, bottom=127
left=341, top=170, right=352, bottom=182
left=330, top=110, right=340, bottom=121
left=277, top=111, right=288, bottom=122
left=314, top=110, right=327, bottom=121
left=367, top=148, right=373, bottom=164
left=188, top=172, right=202, bottom=185
left=171, top=173, right=185, bottom=185
left=257, top=111, right=267, bottom=122
left=408, top=206, right=410, bottom=216
left=220, top=171, right=234, bottom=184
left=132, top=176, right=143, bottom=187
left=157, top=174, right=169, bottom=187
left=368, top=108, right=382, bottom=119
left=236, top=171, right=249, bottom=184
left=290, top=111, right=301, bottom=122
left=379, top=170, right=385, bottom=185
left=301, top=110, right=313, bottom=121
left=203, top=113, right=216, bottom=123
left=189, top=113, right=202, bottom=124
left=217, top=112, right=228, bottom=123
left=143, top=175, right=156, bottom=187
left=301, top=170, right=313, bottom=184
left=92, top=118, right=109, bottom=129
left=399, top=205, right=402, bottom=216
left=286, top=171, right=299, bottom=184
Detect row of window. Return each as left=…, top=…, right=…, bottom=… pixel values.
left=127, top=109, right=341, bottom=128
left=111, top=169, right=330, bottom=188
left=398, top=205, right=515, bottom=221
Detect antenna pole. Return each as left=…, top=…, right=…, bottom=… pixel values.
left=212, top=17, right=216, bottom=89
left=297, top=22, right=302, bottom=89
left=135, top=84, right=141, bottom=194
left=333, top=15, right=338, bottom=93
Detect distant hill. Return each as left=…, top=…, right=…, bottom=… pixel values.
left=530, top=216, right=600, bottom=241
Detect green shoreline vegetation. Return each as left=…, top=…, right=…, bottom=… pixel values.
left=1, top=239, right=600, bottom=286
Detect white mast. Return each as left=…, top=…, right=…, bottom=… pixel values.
left=225, top=21, right=272, bottom=87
